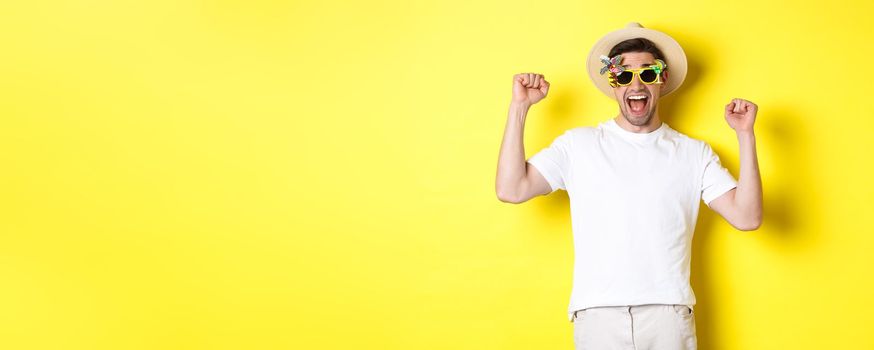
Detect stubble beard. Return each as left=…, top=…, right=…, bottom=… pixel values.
left=622, top=104, right=654, bottom=127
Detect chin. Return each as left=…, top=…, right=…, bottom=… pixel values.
left=624, top=112, right=652, bottom=126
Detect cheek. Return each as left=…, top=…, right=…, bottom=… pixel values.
left=615, top=88, right=628, bottom=100
left=648, top=87, right=661, bottom=101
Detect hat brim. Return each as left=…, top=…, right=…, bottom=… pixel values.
left=587, top=24, right=687, bottom=101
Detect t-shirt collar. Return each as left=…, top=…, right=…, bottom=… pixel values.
left=604, top=118, right=668, bottom=142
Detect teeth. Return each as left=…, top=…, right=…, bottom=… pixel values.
left=627, top=95, right=647, bottom=100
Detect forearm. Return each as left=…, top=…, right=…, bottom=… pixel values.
left=495, top=101, right=532, bottom=199
left=733, top=131, right=763, bottom=227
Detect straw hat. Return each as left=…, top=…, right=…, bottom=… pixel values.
left=586, top=22, right=688, bottom=100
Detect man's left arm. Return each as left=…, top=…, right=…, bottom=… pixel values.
left=709, top=98, right=763, bottom=231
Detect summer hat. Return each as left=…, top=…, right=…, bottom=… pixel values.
left=586, top=22, right=688, bottom=100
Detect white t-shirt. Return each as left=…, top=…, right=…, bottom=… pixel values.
left=526, top=118, right=738, bottom=321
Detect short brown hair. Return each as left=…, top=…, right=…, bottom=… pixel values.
left=608, top=38, right=667, bottom=65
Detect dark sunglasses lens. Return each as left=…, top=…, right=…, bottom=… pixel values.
left=640, top=69, right=657, bottom=83
left=616, top=71, right=633, bottom=85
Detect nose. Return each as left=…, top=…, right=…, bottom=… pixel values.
left=629, top=72, right=645, bottom=89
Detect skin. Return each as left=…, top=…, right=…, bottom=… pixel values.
left=609, top=51, right=668, bottom=133
left=495, top=55, right=763, bottom=230
left=709, top=98, right=763, bottom=230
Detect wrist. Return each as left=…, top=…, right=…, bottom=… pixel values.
left=510, top=100, right=532, bottom=110
left=736, top=129, right=756, bottom=139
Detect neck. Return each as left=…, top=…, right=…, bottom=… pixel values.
left=614, top=113, right=663, bottom=133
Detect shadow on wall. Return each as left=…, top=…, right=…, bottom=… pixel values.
left=688, top=103, right=821, bottom=349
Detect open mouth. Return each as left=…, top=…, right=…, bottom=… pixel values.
left=626, top=95, right=648, bottom=115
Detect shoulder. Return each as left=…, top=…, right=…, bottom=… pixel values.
left=664, top=125, right=709, bottom=151
left=662, top=126, right=721, bottom=165
left=565, top=125, right=603, bottom=141
left=550, top=126, right=602, bottom=150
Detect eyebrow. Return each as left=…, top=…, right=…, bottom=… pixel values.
left=621, top=63, right=656, bottom=68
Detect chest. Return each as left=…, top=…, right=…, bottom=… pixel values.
left=567, top=138, right=701, bottom=204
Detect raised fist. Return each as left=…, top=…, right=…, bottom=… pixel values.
left=512, top=73, right=550, bottom=106
left=724, top=98, right=758, bottom=133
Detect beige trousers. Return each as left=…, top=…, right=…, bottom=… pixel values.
left=572, top=304, right=697, bottom=350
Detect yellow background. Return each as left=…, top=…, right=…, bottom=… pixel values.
left=1, top=0, right=872, bottom=349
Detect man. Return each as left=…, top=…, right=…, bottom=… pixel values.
left=494, top=22, right=763, bottom=349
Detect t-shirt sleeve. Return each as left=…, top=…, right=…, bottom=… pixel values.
left=701, top=142, right=738, bottom=206
left=526, top=130, right=572, bottom=193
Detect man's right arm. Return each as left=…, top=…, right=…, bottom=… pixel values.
left=495, top=73, right=553, bottom=204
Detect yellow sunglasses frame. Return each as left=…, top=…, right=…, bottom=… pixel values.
left=608, top=66, right=665, bottom=87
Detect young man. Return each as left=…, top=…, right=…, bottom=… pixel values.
left=495, top=23, right=763, bottom=349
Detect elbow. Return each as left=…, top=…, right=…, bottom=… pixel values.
left=735, top=216, right=763, bottom=231
left=496, top=190, right=521, bottom=204
left=495, top=184, right=522, bottom=204
left=736, top=223, right=760, bottom=231
left=731, top=204, right=763, bottom=231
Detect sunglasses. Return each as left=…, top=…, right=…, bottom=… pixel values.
left=608, top=66, right=664, bottom=87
